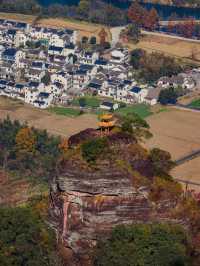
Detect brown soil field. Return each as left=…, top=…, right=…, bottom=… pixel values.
left=146, top=107, right=200, bottom=191
left=146, top=107, right=200, bottom=160
left=128, top=34, right=200, bottom=63
left=0, top=97, right=98, bottom=138
left=0, top=12, right=36, bottom=24
left=171, top=157, right=200, bottom=192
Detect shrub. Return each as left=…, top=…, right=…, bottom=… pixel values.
left=94, top=223, right=191, bottom=266
left=0, top=206, right=59, bottom=266
left=81, top=137, right=108, bottom=163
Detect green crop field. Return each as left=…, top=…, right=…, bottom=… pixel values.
left=48, top=107, right=81, bottom=117
left=188, top=99, right=200, bottom=109
left=72, top=96, right=101, bottom=108
left=116, top=104, right=152, bottom=119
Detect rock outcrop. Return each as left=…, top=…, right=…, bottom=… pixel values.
left=49, top=129, right=181, bottom=265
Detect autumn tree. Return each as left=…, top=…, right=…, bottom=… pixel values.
left=149, top=177, right=183, bottom=203
left=15, top=127, right=36, bottom=153
left=123, top=23, right=141, bottom=43
left=128, top=2, right=146, bottom=27
left=98, top=28, right=108, bottom=46
left=58, top=138, right=68, bottom=157
left=144, top=8, right=159, bottom=31
left=182, top=19, right=195, bottom=38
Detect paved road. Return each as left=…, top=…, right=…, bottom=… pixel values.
left=110, top=25, right=200, bottom=47
left=175, top=149, right=200, bottom=166
left=142, top=30, right=200, bottom=43
left=175, top=178, right=200, bottom=188
left=110, top=26, right=126, bottom=46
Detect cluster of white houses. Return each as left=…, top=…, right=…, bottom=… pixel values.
left=0, top=18, right=198, bottom=109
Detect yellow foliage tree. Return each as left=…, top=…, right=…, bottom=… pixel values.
left=149, top=176, right=183, bottom=203
left=15, top=127, right=36, bottom=153
left=58, top=138, right=68, bottom=155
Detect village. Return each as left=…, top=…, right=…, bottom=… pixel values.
left=0, top=18, right=199, bottom=112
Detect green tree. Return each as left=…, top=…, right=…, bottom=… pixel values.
left=149, top=148, right=175, bottom=177
left=94, top=223, right=191, bottom=266
left=41, top=71, right=51, bottom=85
left=90, top=36, right=97, bottom=45
left=158, top=87, right=178, bottom=105
left=79, top=97, right=86, bottom=107
left=0, top=206, right=58, bottom=266
left=120, top=113, right=152, bottom=140
left=130, top=49, right=146, bottom=69
left=81, top=137, right=108, bottom=163
left=125, top=23, right=141, bottom=43
left=82, top=36, right=89, bottom=44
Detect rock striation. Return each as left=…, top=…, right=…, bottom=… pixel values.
left=49, top=129, right=180, bottom=265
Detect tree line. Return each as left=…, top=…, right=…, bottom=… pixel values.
left=130, top=48, right=186, bottom=83
left=0, top=116, right=68, bottom=184
left=0, top=0, right=128, bottom=26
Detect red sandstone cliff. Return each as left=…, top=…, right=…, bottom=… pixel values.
left=49, top=129, right=184, bottom=265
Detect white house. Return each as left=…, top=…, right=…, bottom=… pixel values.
left=129, top=86, right=148, bottom=103
left=110, top=48, right=129, bottom=64
left=14, top=31, right=27, bottom=47
left=100, top=101, right=119, bottom=111
left=25, top=68, right=45, bottom=82
left=24, top=82, right=44, bottom=104
left=49, top=34, right=64, bottom=48
left=144, top=87, right=162, bottom=106
left=48, top=46, right=63, bottom=56
left=78, top=51, right=99, bottom=65
left=51, top=72, right=73, bottom=91
left=33, top=92, right=53, bottom=109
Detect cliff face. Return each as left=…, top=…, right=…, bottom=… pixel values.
left=49, top=129, right=181, bottom=265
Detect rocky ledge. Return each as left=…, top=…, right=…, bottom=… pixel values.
left=49, top=129, right=182, bottom=265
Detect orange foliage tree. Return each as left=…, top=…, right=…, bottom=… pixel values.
left=98, top=28, right=108, bottom=46
left=15, top=127, right=36, bottom=153
left=144, top=8, right=159, bottom=31
left=128, top=2, right=146, bottom=27
left=58, top=138, right=68, bottom=157
left=182, top=19, right=195, bottom=38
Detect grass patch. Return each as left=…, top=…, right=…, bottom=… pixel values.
left=72, top=96, right=101, bottom=108
left=116, top=104, right=152, bottom=119
left=188, top=98, right=200, bottom=109
left=48, top=107, right=81, bottom=117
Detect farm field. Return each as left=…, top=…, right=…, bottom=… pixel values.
left=128, top=33, right=200, bottom=63
left=146, top=107, right=200, bottom=190
left=188, top=98, right=200, bottom=109
left=48, top=106, right=81, bottom=117
left=72, top=96, right=101, bottom=108
left=146, top=107, right=200, bottom=160
left=0, top=97, right=98, bottom=137
left=0, top=12, right=36, bottom=24
left=171, top=157, right=200, bottom=191
left=116, top=103, right=152, bottom=118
